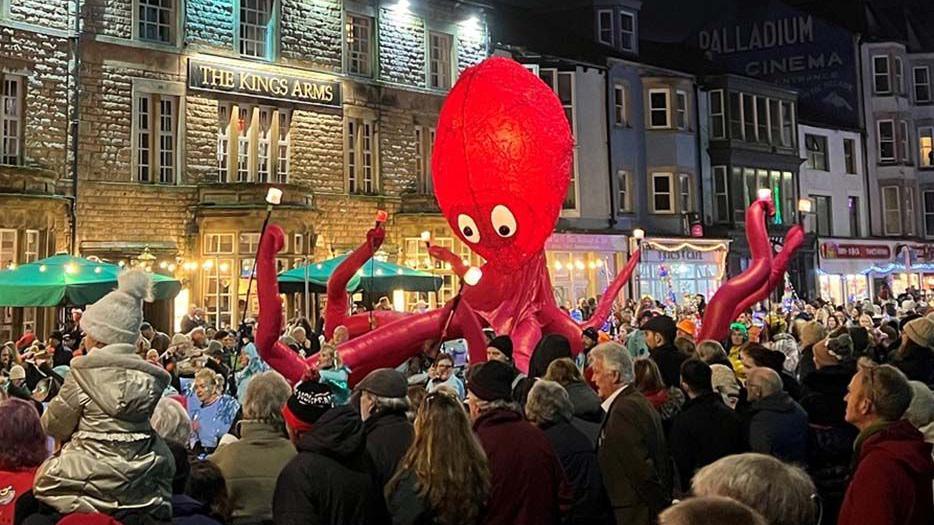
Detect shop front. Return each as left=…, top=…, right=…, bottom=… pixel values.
left=815, top=239, right=928, bottom=304
left=637, top=238, right=729, bottom=305
left=545, top=233, right=629, bottom=309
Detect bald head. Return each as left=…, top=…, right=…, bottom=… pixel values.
left=746, top=368, right=783, bottom=398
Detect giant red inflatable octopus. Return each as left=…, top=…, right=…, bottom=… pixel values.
left=255, top=57, right=803, bottom=385
left=256, top=57, right=640, bottom=384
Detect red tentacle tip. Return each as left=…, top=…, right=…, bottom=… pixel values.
left=265, top=224, right=286, bottom=254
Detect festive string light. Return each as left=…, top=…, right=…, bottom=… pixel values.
left=94, top=267, right=102, bottom=274
left=645, top=241, right=728, bottom=253
left=39, top=265, right=47, bottom=272
left=202, top=260, right=214, bottom=269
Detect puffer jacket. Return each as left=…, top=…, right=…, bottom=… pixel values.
left=33, top=343, right=174, bottom=519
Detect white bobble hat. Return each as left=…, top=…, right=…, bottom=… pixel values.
left=81, top=269, right=152, bottom=345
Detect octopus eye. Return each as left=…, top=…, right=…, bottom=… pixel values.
left=457, top=214, right=481, bottom=243
left=491, top=205, right=517, bottom=238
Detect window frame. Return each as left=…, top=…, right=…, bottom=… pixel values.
left=237, top=0, right=277, bottom=60
left=0, top=229, right=16, bottom=270
left=676, top=89, right=688, bottom=130
left=0, top=74, right=24, bottom=166
left=428, top=31, right=454, bottom=90
left=914, top=66, right=931, bottom=103
left=216, top=103, right=290, bottom=184
left=873, top=55, right=891, bottom=95
left=899, top=120, right=911, bottom=163
left=345, top=13, right=374, bottom=77
left=203, top=233, right=236, bottom=255
left=613, top=84, right=626, bottom=126
left=709, top=89, right=725, bottom=139
left=540, top=68, right=579, bottom=213
left=905, top=186, right=916, bottom=236
left=713, top=165, right=729, bottom=223
left=414, top=124, right=435, bottom=194
left=882, top=185, right=902, bottom=236
left=920, top=126, right=934, bottom=169
left=617, top=170, right=631, bottom=213
left=844, top=138, right=857, bottom=174
left=894, top=56, right=904, bottom=95
left=597, top=9, right=613, bottom=46
left=132, top=91, right=180, bottom=185
left=848, top=195, right=861, bottom=237
left=650, top=172, right=674, bottom=214
left=24, top=230, right=39, bottom=263
left=346, top=116, right=378, bottom=195
left=618, top=11, right=635, bottom=52
left=804, top=133, right=829, bottom=171
left=134, top=0, right=177, bottom=45
left=878, top=119, right=896, bottom=162
left=648, top=88, right=670, bottom=129
left=813, top=194, right=833, bottom=237
left=678, top=173, right=693, bottom=213
left=924, top=190, right=934, bottom=237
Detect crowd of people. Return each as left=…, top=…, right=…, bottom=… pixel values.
left=1, top=270, right=933, bottom=525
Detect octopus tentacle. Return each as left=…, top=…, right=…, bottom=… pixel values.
left=582, top=249, right=642, bottom=333
left=698, top=198, right=775, bottom=342
left=428, top=244, right=469, bottom=277
left=323, top=226, right=386, bottom=339
left=730, top=224, right=805, bottom=320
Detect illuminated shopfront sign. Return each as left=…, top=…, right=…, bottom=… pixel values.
left=189, top=59, right=341, bottom=108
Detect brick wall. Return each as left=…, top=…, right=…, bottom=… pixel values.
left=0, top=26, right=71, bottom=177
left=280, top=0, right=341, bottom=72
left=185, top=0, right=234, bottom=50
left=6, top=0, right=72, bottom=32
left=80, top=0, right=131, bottom=39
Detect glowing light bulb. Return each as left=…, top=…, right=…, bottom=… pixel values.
left=39, top=265, right=47, bottom=272
left=265, top=187, right=283, bottom=205
left=6, top=263, right=15, bottom=270
left=798, top=198, right=813, bottom=214
left=554, top=260, right=563, bottom=270
left=316, top=264, right=323, bottom=270
left=375, top=268, right=384, bottom=275
left=757, top=188, right=772, bottom=200
left=633, top=228, right=645, bottom=240
left=158, top=261, right=168, bottom=269
left=118, top=261, right=126, bottom=267
left=219, top=262, right=230, bottom=273
left=420, top=231, right=431, bottom=242
left=464, top=266, right=482, bottom=286
left=202, top=260, right=214, bottom=269
left=94, top=267, right=102, bottom=274
left=396, top=269, right=404, bottom=275
left=575, top=260, right=585, bottom=271
left=64, top=263, right=77, bottom=274
left=168, top=263, right=177, bottom=272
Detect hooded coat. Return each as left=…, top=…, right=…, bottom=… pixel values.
left=838, top=420, right=934, bottom=525
left=272, top=406, right=386, bottom=525
left=33, top=343, right=174, bottom=519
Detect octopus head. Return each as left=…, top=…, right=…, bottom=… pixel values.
left=432, top=57, right=573, bottom=270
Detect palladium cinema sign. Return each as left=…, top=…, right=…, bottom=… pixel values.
left=189, top=59, right=341, bottom=108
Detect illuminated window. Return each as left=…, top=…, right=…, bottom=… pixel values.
left=679, top=173, right=693, bottom=213
left=24, top=230, right=39, bottom=263
left=920, top=127, right=934, bottom=168
left=0, top=230, right=16, bottom=269
left=217, top=105, right=290, bottom=183
left=676, top=90, right=688, bottom=129
left=614, top=84, right=627, bottom=126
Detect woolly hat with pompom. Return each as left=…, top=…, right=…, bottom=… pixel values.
left=81, top=269, right=152, bottom=345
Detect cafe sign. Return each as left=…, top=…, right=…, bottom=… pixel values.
left=188, top=59, right=341, bottom=108
left=820, top=242, right=891, bottom=260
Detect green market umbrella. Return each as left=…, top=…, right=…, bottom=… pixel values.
left=0, top=254, right=182, bottom=307
left=278, top=255, right=441, bottom=294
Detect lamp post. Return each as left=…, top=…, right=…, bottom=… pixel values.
left=631, top=228, right=645, bottom=301
left=241, top=187, right=282, bottom=327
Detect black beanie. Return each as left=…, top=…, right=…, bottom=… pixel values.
left=488, top=335, right=514, bottom=360
left=286, top=381, right=334, bottom=426
left=467, top=360, right=516, bottom=401
left=642, top=315, right=677, bottom=344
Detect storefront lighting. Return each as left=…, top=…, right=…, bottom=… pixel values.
left=464, top=266, right=483, bottom=286
left=757, top=188, right=772, bottom=200
left=64, top=263, right=77, bottom=274
left=420, top=231, right=431, bottom=243
left=159, top=261, right=168, bottom=269
left=798, top=198, right=813, bottom=214
left=219, top=262, right=230, bottom=273
left=575, top=260, right=585, bottom=271
left=265, top=187, right=283, bottom=205
left=459, top=15, right=483, bottom=41
left=595, top=260, right=604, bottom=268
left=202, top=260, right=214, bottom=269
left=633, top=228, right=645, bottom=240
left=554, top=260, right=563, bottom=270
left=168, top=263, right=177, bottom=272
left=6, top=263, right=15, bottom=270
left=588, top=261, right=596, bottom=269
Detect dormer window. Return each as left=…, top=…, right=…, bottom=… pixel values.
left=619, top=11, right=635, bottom=52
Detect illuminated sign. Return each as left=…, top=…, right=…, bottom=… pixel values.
left=820, top=242, right=891, bottom=260
left=188, top=59, right=341, bottom=108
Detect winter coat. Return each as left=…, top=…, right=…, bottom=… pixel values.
left=0, top=468, right=36, bottom=525
left=745, top=391, right=809, bottom=464
left=669, top=392, right=744, bottom=492
left=384, top=471, right=440, bottom=525
left=208, top=421, right=296, bottom=523
left=838, top=420, right=934, bottom=525
left=649, top=344, right=689, bottom=389
left=273, top=406, right=387, bottom=525
left=891, top=346, right=934, bottom=386
left=364, top=408, right=414, bottom=489
left=800, top=363, right=855, bottom=427
left=473, top=408, right=571, bottom=525
left=33, top=343, right=174, bottom=520
left=171, top=495, right=223, bottom=525
left=541, top=420, right=612, bottom=525
left=598, top=385, right=672, bottom=525
left=565, top=381, right=604, bottom=446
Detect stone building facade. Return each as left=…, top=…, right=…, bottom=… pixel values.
left=0, top=0, right=74, bottom=340
left=72, top=0, right=488, bottom=329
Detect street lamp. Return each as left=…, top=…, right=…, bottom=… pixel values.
left=241, top=187, right=283, bottom=328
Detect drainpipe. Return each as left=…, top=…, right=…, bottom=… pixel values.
left=605, top=67, right=616, bottom=228
left=856, top=35, right=873, bottom=236
left=693, top=81, right=704, bottom=235
left=69, top=0, right=81, bottom=255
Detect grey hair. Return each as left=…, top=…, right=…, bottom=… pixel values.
left=195, top=368, right=217, bottom=387
left=589, top=342, right=634, bottom=384
left=525, top=380, right=573, bottom=426
left=151, top=397, right=192, bottom=446
left=691, top=453, right=817, bottom=525
left=472, top=397, right=519, bottom=415
left=746, top=368, right=783, bottom=397
left=904, top=380, right=934, bottom=429
left=696, top=340, right=728, bottom=364
left=370, top=393, right=410, bottom=414
left=659, top=496, right=768, bottom=525
left=243, top=371, right=292, bottom=424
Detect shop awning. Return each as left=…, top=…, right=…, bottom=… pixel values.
left=279, top=255, right=442, bottom=294
left=0, top=254, right=182, bottom=307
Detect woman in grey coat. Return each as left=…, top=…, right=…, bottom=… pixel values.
left=33, top=270, right=174, bottom=521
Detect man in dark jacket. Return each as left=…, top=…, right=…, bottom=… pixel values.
left=669, top=359, right=744, bottom=492
left=642, top=315, right=688, bottom=389
left=274, top=385, right=387, bottom=525
left=355, top=368, right=414, bottom=488
left=744, top=367, right=809, bottom=464
left=467, top=360, right=571, bottom=525
left=838, top=362, right=934, bottom=525
left=590, top=342, right=672, bottom=525
left=47, top=331, right=72, bottom=368
left=141, top=322, right=171, bottom=353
